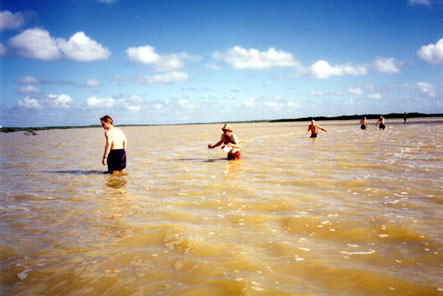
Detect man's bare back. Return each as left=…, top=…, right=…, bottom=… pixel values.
left=100, top=115, right=127, bottom=174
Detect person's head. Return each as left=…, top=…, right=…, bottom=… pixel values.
left=221, top=123, right=232, bottom=133
left=100, top=115, right=113, bottom=129
left=311, top=119, right=315, bottom=124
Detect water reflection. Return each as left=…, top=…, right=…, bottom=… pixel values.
left=106, top=175, right=127, bottom=192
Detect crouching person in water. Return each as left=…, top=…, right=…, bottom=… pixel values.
left=100, top=115, right=128, bottom=174
left=208, top=123, right=241, bottom=160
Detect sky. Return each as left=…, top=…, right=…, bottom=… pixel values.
left=1, top=0, right=442, bottom=127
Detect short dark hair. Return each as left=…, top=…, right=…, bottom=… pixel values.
left=100, top=115, right=113, bottom=124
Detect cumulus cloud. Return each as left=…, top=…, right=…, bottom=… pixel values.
left=17, top=94, right=73, bottom=109
left=126, top=45, right=200, bottom=72
left=0, top=10, right=25, bottom=31
left=309, top=60, right=368, bottom=79
left=374, top=57, right=402, bottom=73
left=348, top=87, right=364, bottom=95
left=8, top=28, right=110, bottom=61
left=308, top=91, right=324, bottom=97
left=17, top=97, right=43, bottom=109
left=17, top=85, right=42, bottom=95
left=47, top=94, right=74, bottom=108
left=57, top=32, right=111, bottom=61
left=417, top=82, right=437, bottom=97
left=139, top=71, right=189, bottom=84
left=417, top=38, right=443, bottom=65
left=213, top=46, right=300, bottom=69
left=86, top=96, right=115, bottom=108
left=368, top=93, right=382, bottom=99
left=9, top=28, right=61, bottom=60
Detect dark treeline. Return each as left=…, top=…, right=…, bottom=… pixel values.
left=271, top=113, right=443, bottom=122
left=1, top=113, right=442, bottom=133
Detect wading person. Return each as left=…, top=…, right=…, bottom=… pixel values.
left=208, top=123, right=241, bottom=160
left=100, top=115, right=127, bottom=174
left=307, top=120, right=327, bottom=138
left=360, top=117, right=368, bottom=129
left=376, top=115, right=385, bottom=130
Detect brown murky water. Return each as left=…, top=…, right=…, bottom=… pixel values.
left=1, top=119, right=442, bottom=295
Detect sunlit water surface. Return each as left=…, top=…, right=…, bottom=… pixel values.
left=1, top=119, right=442, bottom=295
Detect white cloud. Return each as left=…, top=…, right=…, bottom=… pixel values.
left=417, top=82, right=437, bottom=97
left=16, top=93, right=73, bottom=109
left=408, top=0, right=431, bottom=6
left=127, top=45, right=159, bottom=64
left=0, top=10, right=25, bottom=31
left=17, top=75, right=40, bottom=84
left=118, top=95, right=143, bottom=111
left=348, top=87, right=364, bottom=95
left=126, top=45, right=200, bottom=72
left=9, top=28, right=61, bottom=60
left=17, top=97, right=43, bottom=109
left=368, top=93, right=382, bottom=99
left=374, top=57, right=402, bottom=73
left=417, top=38, right=443, bottom=65
left=213, top=46, right=300, bottom=69
left=47, top=94, right=74, bottom=108
left=17, top=85, right=42, bottom=95
left=309, top=60, right=368, bottom=79
left=85, top=78, right=101, bottom=87
left=8, top=29, right=110, bottom=61
left=139, top=71, right=189, bottom=84
left=87, top=96, right=115, bottom=108
left=57, top=32, right=111, bottom=61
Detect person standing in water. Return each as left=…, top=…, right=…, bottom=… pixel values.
left=376, top=115, right=386, bottom=130
left=360, top=116, right=368, bottom=129
left=307, top=120, right=327, bottom=138
left=100, top=115, right=128, bottom=174
left=208, top=123, right=241, bottom=160
left=404, top=112, right=407, bottom=124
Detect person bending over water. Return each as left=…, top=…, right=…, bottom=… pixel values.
left=208, top=123, right=241, bottom=160
left=360, top=117, right=368, bottom=129
left=376, top=115, right=385, bottom=130
left=100, top=115, right=128, bottom=174
left=307, top=120, right=327, bottom=138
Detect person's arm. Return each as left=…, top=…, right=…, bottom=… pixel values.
left=208, top=135, right=223, bottom=149
left=319, top=126, right=327, bottom=132
left=102, top=131, right=112, bottom=165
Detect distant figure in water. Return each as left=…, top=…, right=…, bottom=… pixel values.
left=208, top=123, right=241, bottom=160
left=376, top=115, right=385, bottom=130
left=360, top=117, right=368, bottom=129
left=24, top=129, right=38, bottom=136
left=404, top=112, right=407, bottom=124
left=100, top=115, right=128, bottom=174
left=307, top=120, right=327, bottom=138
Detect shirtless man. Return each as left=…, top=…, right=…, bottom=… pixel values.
left=376, top=115, right=385, bottom=130
left=208, top=123, right=241, bottom=160
left=307, top=120, right=327, bottom=138
left=100, top=115, right=128, bottom=174
left=360, top=116, right=368, bottom=129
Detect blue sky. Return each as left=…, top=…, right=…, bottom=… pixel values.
left=1, top=0, right=442, bottom=127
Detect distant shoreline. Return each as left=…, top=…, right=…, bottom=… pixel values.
left=1, top=112, right=442, bottom=133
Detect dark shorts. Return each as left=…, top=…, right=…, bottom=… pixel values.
left=379, top=123, right=385, bottom=130
left=361, top=125, right=366, bottom=129
left=107, top=149, right=126, bottom=172
left=227, top=151, right=241, bottom=160
left=310, top=134, right=318, bottom=138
